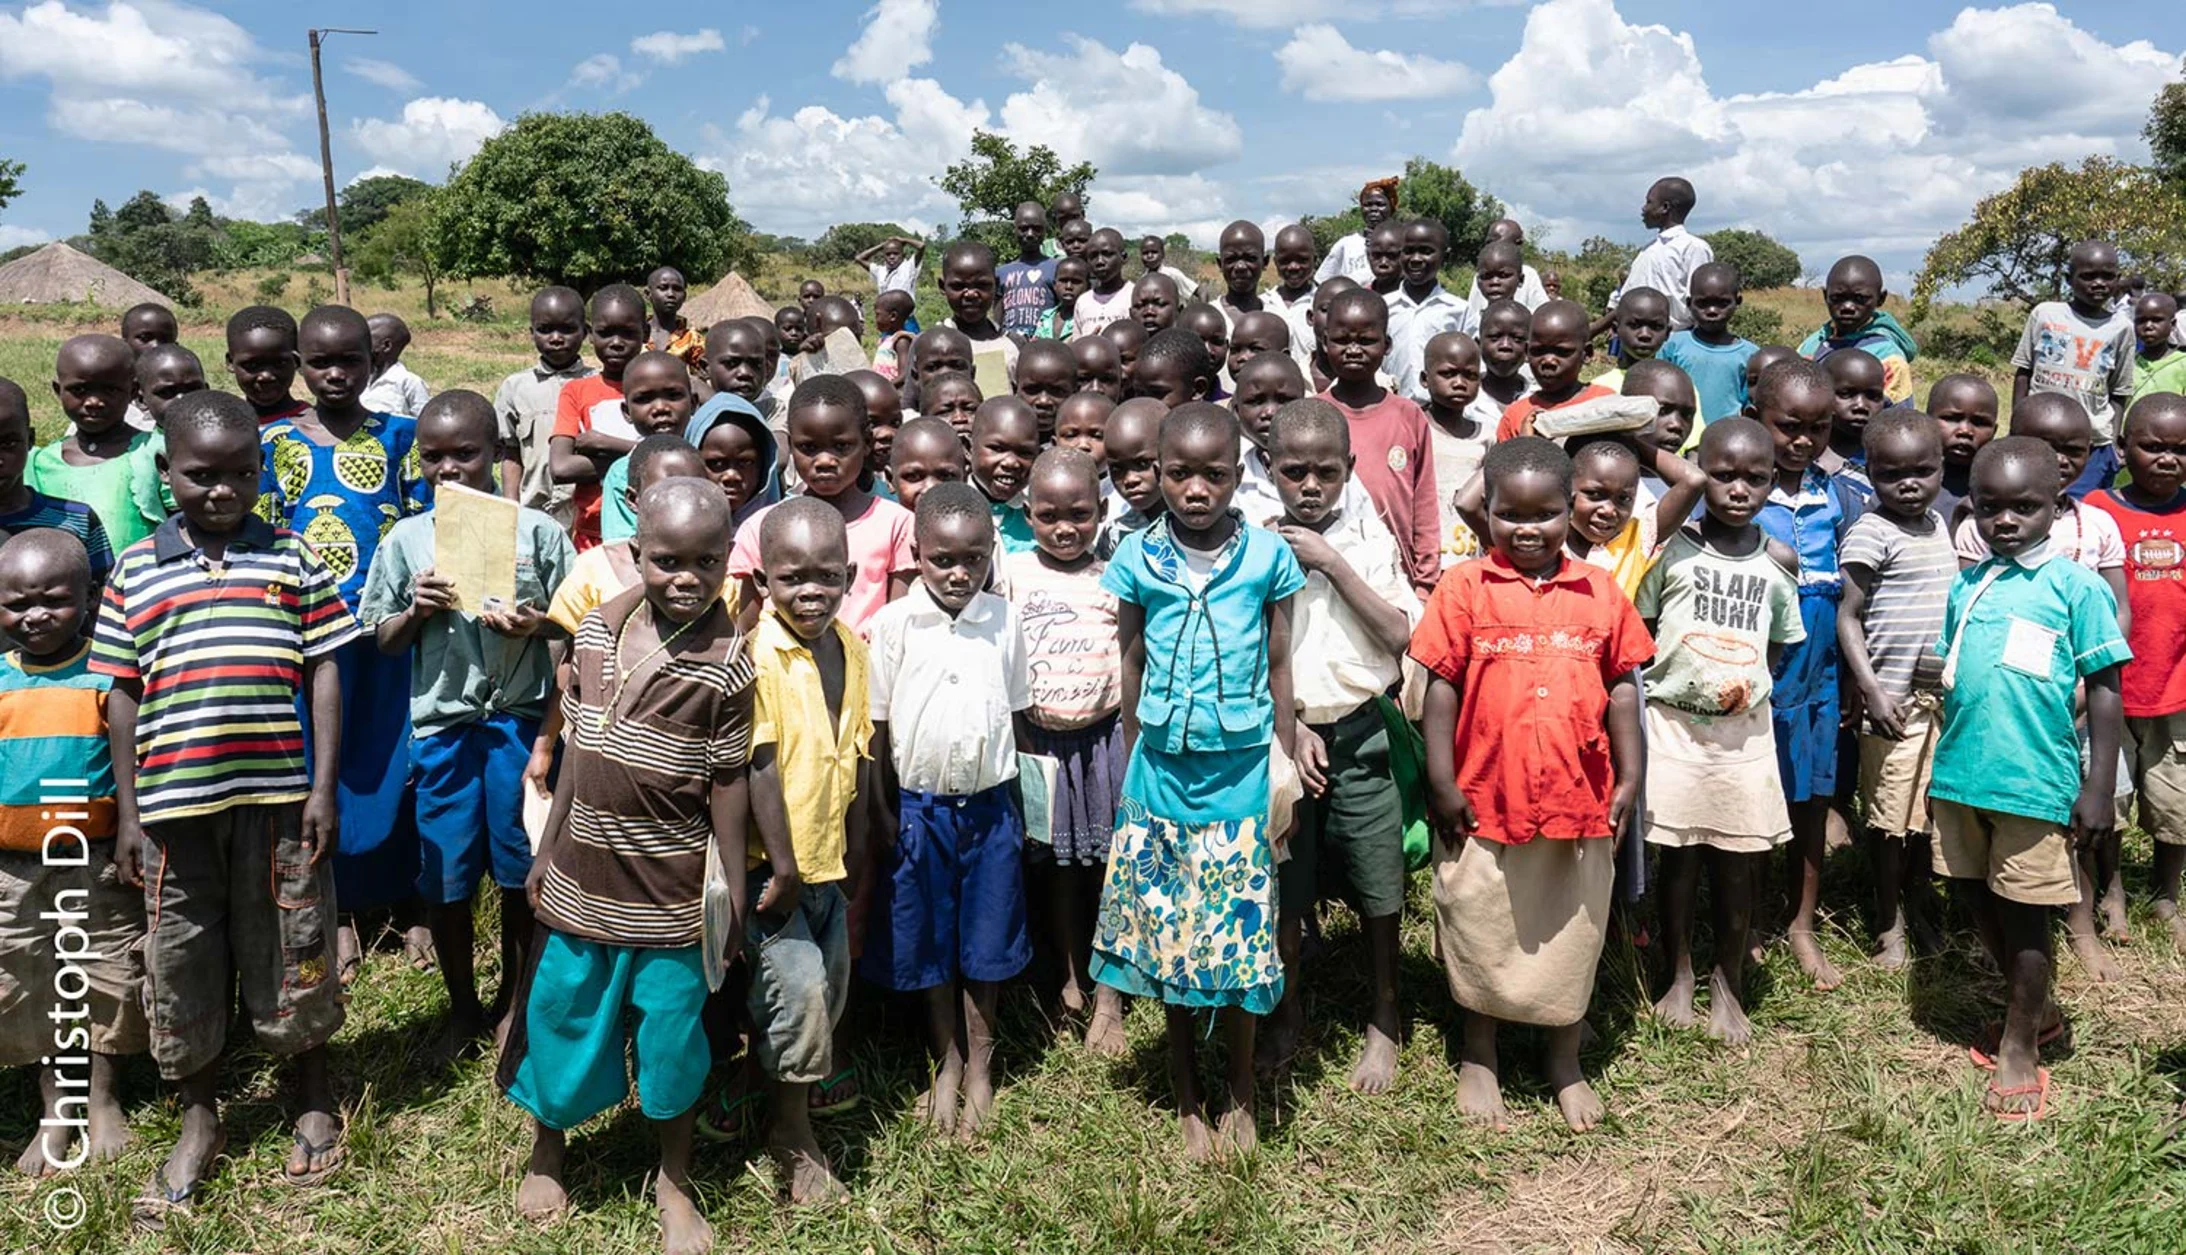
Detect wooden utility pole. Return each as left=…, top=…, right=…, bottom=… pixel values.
left=309, top=27, right=376, bottom=306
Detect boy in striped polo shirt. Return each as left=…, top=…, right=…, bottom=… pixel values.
left=0, top=528, right=145, bottom=1176
left=94, top=391, right=357, bottom=1217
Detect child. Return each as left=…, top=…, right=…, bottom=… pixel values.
left=360, top=392, right=575, bottom=1048
left=1750, top=358, right=1867, bottom=992
left=1214, top=220, right=1267, bottom=321
left=1563, top=434, right=1706, bottom=600
left=1625, top=359, right=1699, bottom=473
left=1410, top=437, right=1650, bottom=1131
left=1658, top=262, right=1759, bottom=432
left=1132, top=328, right=1214, bottom=408
left=97, top=391, right=353, bottom=1211
left=1317, top=287, right=1441, bottom=595
left=2132, top=292, right=2186, bottom=404
left=361, top=313, right=432, bottom=416
left=2087, top=393, right=2186, bottom=946
left=1638, top=417, right=1802, bottom=1044
left=1015, top=340, right=1078, bottom=444
left=0, top=529, right=145, bottom=1175
left=502, top=479, right=753, bottom=1248
left=970, top=396, right=1040, bottom=555
left=1365, top=221, right=1405, bottom=297
left=257, top=306, right=432, bottom=969
left=1005, top=449, right=1127, bottom=1049
left=1074, top=229, right=1134, bottom=340
left=1592, top=287, right=1672, bottom=393
left=998, top=202, right=1058, bottom=338
left=1460, top=220, right=1551, bottom=329
left=1094, top=404, right=1304, bottom=1159
left=1929, top=372, right=1999, bottom=525
left=550, top=284, right=648, bottom=549
left=1140, top=235, right=1200, bottom=302
left=1598, top=176, right=1714, bottom=334
left=1264, top=223, right=1320, bottom=369
left=1836, top=410, right=1956, bottom=970
left=1228, top=311, right=1291, bottom=379
left=1495, top=301, right=1614, bottom=441
left=544, top=437, right=708, bottom=640
left=496, top=287, right=595, bottom=525
left=1386, top=219, right=1466, bottom=406
left=739, top=497, right=872, bottom=1203
left=1823, top=348, right=1890, bottom=477
left=887, top=416, right=969, bottom=514
left=1104, top=319, right=1150, bottom=384
left=799, top=280, right=827, bottom=315
left=1231, top=354, right=1312, bottom=527
left=1054, top=389, right=1115, bottom=464
left=910, top=326, right=974, bottom=409
left=731, top=376, right=916, bottom=635
left=873, top=291, right=917, bottom=384
left=0, top=379, right=114, bottom=583
left=1457, top=241, right=1526, bottom=339
left=1036, top=258, right=1090, bottom=342
left=1315, top=176, right=1398, bottom=284
left=122, top=300, right=178, bottom=355
left=1263, top=399, right=1420, bottom=1093
left=1177, top=303, right=1232, bottom=399
left=225, top=305, right=308, bottom=424
left=859, top=235, right=926, bottom=301
left=594, top=352, right=705, bottom=542
left=849, top=369, right=903, bottom=479
left=863, top=482, right=1033, bottom=1138
left=775, top=305, right=809, bottom=359
left=1053, top=215, right=1093, bottom=263
left=2014, top=239, right=2135, bottom=449
left=923, top=371, right=984, bottom=440
left=30, top=334, right=160, bottom=552
left=1421, top=331, right=1494, bottom=566
left=1073, top=331, right=1125, bottom=400
left=644, top=266, right=704, bottom=368
left=939, top=242, right=1019, bottom=382
left=1476, top=297, right=1536, bottom=415
left=1931, top=438, right=2129, bottom=1120
left=1801, top=256, right=1918, bottom=406
left=125, top=343, right=210, bottom=527
left=1098, top=397, right=1166, bottom=558
left=1133, top=273, right=1182, bottom=336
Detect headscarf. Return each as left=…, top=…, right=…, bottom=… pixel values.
left=1359, top=176, right=1401, bottom=210
left=685, top=393, right=782, bottom=527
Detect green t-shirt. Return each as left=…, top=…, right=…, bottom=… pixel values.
left=1634, top=529, right=1804, bottom=716
left=2132, top=349, right=2186, bottom=407
left=28, top=433, right=160, bottom=553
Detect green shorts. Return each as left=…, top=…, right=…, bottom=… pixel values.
left=1280, top=700, right=1407, bottom=921
left=502, top=930, right=711, bottom=1129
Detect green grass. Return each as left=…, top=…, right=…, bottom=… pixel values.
left=4, top=834, right=2185, bottom=1254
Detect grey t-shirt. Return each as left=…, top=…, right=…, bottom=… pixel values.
left=1839, top=509, right=1955, bottom=719
left=2013, top=300, right=2136, bottom=443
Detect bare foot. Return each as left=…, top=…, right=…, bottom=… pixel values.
left=337, top=921, right=362, bottom=986
left=1215, top=1105, right=1258, bottom=1158
left=2162, top=901, right=2186, bottom=948
left=15, top=1130, right=63, bottom=1176
left=769, top=1138, right=848, bottom=1206
left=1705, top=970, right=1754, bottom=1046
left=957, top=1073, right=995, bottom=1142
left=656, top=1171, right=713, bottom=1255
left=1180, top=1111, right=1216, bottom=1162
left=84, top=1101, right=135, bottom=1164
left=517, top=1172, right=569, bottom=1220
left=1256, top=1001, right=1302, bottom=1077
left=1873, top=925, right=1908, bottom=972
left=1455, top=1061, right=1507, bottom=1130
left=1349, top=1024, right=1399, bottom=1095
left=1652, top=969, right=1698, bottom=1029
left=1084, top=990, right=1129, bottom=1058
left=2068, top=930, right=2125, bottom=983
left=1545, top=1048, right=1605, bottom=1131
left=2101, top=882, right=2130, bottom=941
left=914, top=1060, right=960, bottom=1137
left=1787, top=928, right=1843, bottom=991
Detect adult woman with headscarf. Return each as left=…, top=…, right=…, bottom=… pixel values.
left=1315, top=176, right=1401, bottom=285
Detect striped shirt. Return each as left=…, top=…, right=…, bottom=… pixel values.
left=539, top=588, right=755, bottom=948
left=0, top=643, right=114, bottom=852
left=0, top=490, right=115, bottom=587
left=89, top=516, right=359, bottom=824
left=1839, top=510, right=1956, bottom=715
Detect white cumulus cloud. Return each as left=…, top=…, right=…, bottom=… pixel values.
left=351, top=98, right=507, bottom=181
left=630, top=28, right=725, bottom=64
left=345, top=57, right=422, bottom=93
left=997, top=37, right=1242, bottom=176
left=1275, top=24, right=1478, bottom=102
left=567, top=52, right=643, bottom=94
left=0, top=225, right=55, bottom=250
left=833, top=0, right=937, bottom=85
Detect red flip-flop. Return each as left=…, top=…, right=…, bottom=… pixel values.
left=1968, top=1019, right=2067, bottom=1071
left=1985, top=1067, right=2050, bottom=1122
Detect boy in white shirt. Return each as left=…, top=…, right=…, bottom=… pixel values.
left=1593, top=178, right=1714, bottom=336
left=360, top=313, right=432, bottom=416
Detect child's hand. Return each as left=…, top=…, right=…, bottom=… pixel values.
left=522, top=743, right=555, bottom=796
left=410, top=570, right=459, bottom=618
left=1607, top=779, right=1640, bottom=841
left=115, top=820, right=146, bottom=888
left=301, top=786, right=341, bottom=867
left=525, top=859, right=549, bottom=913
left=2071, top=782, right=2116, bottom=851
left=755, top=869, right=803, bottom=924
left=1294, top=722, right=1329, bottom=797
left=1861, top=687, right=1905, bottom=740
left=482, top=602, right=548, bottom=638
left=1274, top=523, right=1340, bottom=575
left=1427, top=778, right=1476, bottom=845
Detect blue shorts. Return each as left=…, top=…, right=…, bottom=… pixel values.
left=412, top=713, right=539, bottom=904
left=502, top=930, right=710, bottom=1129
left=859, top=784, right=1031, bottom=991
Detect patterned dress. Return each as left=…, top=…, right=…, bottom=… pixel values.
left=257, top=413, right=432, bottom=911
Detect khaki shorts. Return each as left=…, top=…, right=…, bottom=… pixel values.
left=0, top=844, right=147, bottom=1067
left=1930, top=799, right=2081, bottom=907
left=1858, top=690, right=1942, bottom=837
left=2125, top=711, right=2186, bottom=846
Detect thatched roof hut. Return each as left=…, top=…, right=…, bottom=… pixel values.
left=681, top=271, right=774, bottom=329
left=0, top=242, right=174, bottom=308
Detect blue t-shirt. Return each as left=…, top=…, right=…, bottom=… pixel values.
left=997, top=258, right=1058, bottom=338
left=1658, top=330, right=1759, bottom=427
left=1101, top=514, right=1306, bottom=755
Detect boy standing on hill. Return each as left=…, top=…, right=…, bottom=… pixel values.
left=2014, top=240, right=2135, bottom=448
left=1594, top=178, right=1713, bottom=337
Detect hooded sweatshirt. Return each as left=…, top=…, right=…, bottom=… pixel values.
left=596, top=393, right=781, bottom=543
left=1800, top=310, right=1920, bottom=406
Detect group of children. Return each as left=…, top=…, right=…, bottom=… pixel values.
left=6, top=170, right=2186, bottom=1249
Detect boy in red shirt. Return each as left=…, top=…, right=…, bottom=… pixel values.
left=2086, top=391, right=2186, bottom=944
left=1409, top=436, right=1651, bottom=1133
left=1316, top=287, right=1440, bottom=596
left=1496, top=301, right=1616, bottom=442
left=550, top=284, right=648, bottom=549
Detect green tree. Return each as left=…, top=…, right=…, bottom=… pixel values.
left=297, top=173, right=434, bottom=237
left=935, top=131, right=1096, bottom=252
left=1395, top=157, right=1505, bottom=253
left=434, top=112, right=750, bottom=295
left=1912, top=156, right=2186, bottom=316
left=354, top=195, right=446, bottom=315
left=1704, top=227, right=1803, bottom=289
left=81, top=190, right=212, bottom=303
left=0, top=158, right=24, bottom=217
left=2149, top=68, right=2186, bottom=190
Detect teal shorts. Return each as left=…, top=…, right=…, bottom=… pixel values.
left=502, top=930, right=710, bottom=1129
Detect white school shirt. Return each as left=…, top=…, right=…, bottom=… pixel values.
left=1073, top=286, right=1134, bottom=340
left=866, top=583, right=1031, bottom=797
left=1289, top=502, right=1421, bottom=724
left=1232, top=439, right=1378, bottom=532
left=1263, top=285, right=1318, bottom=370
left=1611, top=225, right=1715, bottom=330
left=1459, top=264, right=1551, bottom=336
left=1315, top=233, right=1371, bottom=284
left=359, top=361, right=432, bottom=417
left=1157, top=263, right=1200, bottom=302
left=869, top=256, right=919, bottom=296
left=1385, top=284, right=1469, bottom=405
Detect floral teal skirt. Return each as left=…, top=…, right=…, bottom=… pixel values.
left=1090, top=744, right=1281, bottom=1014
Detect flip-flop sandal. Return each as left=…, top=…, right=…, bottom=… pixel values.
left=696, top=1088, right=763, bottom=1143
left=1968, top=1020, right=2068, bottom=1071
left=1986, top=1067, right=2051, bottom=1122
left=405, top=932, right=439, bottom=974
left=282, top=1124, right=346, bottom=1187
left=132, top=1129, right=228, bottom=1228
left=809, top=1067, right=861, bottom=1117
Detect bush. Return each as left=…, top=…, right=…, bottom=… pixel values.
left=1704, top=228, right=1803, bottom=289
left=1910, top=306, right=2020, bottom=365
left=304, top=274, right=329, bottom=307
left=453, top=293, right=497, bottom=323
left=255, top=272, right=291, bottom=300
left=1729, top=303, right=1785, bottom=345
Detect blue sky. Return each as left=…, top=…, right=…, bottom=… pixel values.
left=0, top=0, right=2178, bottom=285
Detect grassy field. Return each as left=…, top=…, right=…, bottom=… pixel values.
left=4, top=272, right=2166, bottom=1254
